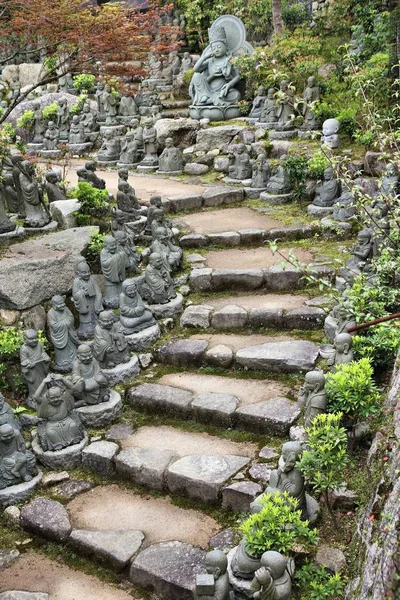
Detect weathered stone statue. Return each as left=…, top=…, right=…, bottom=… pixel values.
left=145, top=195, right=163, bottom=236
left=77, top=167, right=89, bottom=183
left=251, top=154, right=271, bottom=189
left=116, top=182, right=140, bottom=221
left=42, top=121, right=59, bottom=151
left=313, top=167, right=340, bottom=207
left=151, top=226, right=182, bottom=271
left=72, top=260, right=103, bottom=339
left=328, top=332, right=354, bottom=367
left=149, top=52, right=162, bottom=79
left=96, top=81, right=106, bottom=121
left=250, top=551, right=292, bottom=600
left=119, top=95, right=138, bottom=117
left=19, top=160, right=51, bottom=228
left=276, top=80, right=295, bottom=130
left=119, top=279, right=156, bottom=334
left=142, top=252, right=176, bottom=304
left=128, top=118, right=144, bottom=149
left=80, top=103, right=97, bottom=136
left=11, top=155, right=25, bottom=217
left=298, top=370, right=327, bottom=429
left=332, top=189, right=356, bottom=223
left=301, top=76, right=320, bottom=130
left=101, top=84, right=118, bottom=124
left=150, top=104, right=162, bottom=123
left=114, top=230, right=141, bottom=275
left=56, top=96, right=70, bottom=141
left=93, top=310, right=130, bottom=369
left=47, top=295, right=79, bottom=372
left=68, top=115, right=85, bottom=144
left=228, top=144, right=252, bottom=180
left=0, top=185, right=16, bottom=234
left=0, top=423, right=37, bottom=490
left=85, top=161, right=106, bottom=190
left=325, top=303, right=357, bottom=342
left=194, top=550, right=230, bottom=600
left=342, top=228, right=374, bottom=281
left=20, top=329, right=50, bottom=405
left=266, top=156, right=291, bottom=195
left=260, top=88, right=278, bottom=124
left=140, top=118, right=158, bottom=167
left=2, top=172, right=19, bottom=213
left=45, top=170, right=67, bottom=203
left=119, top=130, right=142, bottom=165
left=249, top=86, right=266, bottom=120
left=118, top=169, right=142, bottom=210
left=97, top=129, right=120, bottom=163
left=158, top=138, right=183, bottom=174
left=180, top=52, right=192, bottom=74
left=71, top=344, right=110, bottom=407
left=321, top=118, right=340, bottom=149
left=32, top=101, right=45, bottom=143
left=100, top=235, right=127, bottom=308
left=381, top=163, right=399, bottom=197
left=0, top=393, right=19, bottom=429
left=34, top=374, right=85, bottom=451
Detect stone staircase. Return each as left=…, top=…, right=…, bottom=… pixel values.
left=161, top=99, right=191, bottom=119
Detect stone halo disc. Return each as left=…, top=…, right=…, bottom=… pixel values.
left=211, top=15, right=246, bottom=54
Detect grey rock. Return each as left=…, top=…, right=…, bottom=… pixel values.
left=190, top=268, right=212, bottom=291
left=214, top=157, right=230, bottom=173
left=364, top=152, right=386, bottom=176
left=128, top=383, right=194, bottom=415
left=289, top=425, right=307, bottom=443
left=168, top=194, right=203, bottom=213
left=184, top=163, right=209, bottom=176
left=0, top=471, right=43, bottom=508
left=316, top=545, right=346, bottom=572
left=70, top=529, right=144, bottom=571
left=196, top=154, right=215, bottom=166
left=32, top=434, right=87, bottom=470
left=235, top=340, right=319, bottom=373
left=211, top=305, right=248, bottom=329
left=235, top=397, right=301, bottom=435
left=207, top=232, right=240, bottom=247
left=49, top=200, right=80, bottom=229
left=259, top=447, right=278, bottom=460
left=264, top=265, right=306, bottom=292
left=329, top=485, right=358, bottom=509
left=20, top=498, right=71, bottom=542
left=54, top=479, right=93, bottom=500
left=248, top=464, right=272, bottom=484
left=138, top=353, right=153, bottom=369
left=180, top=305, right=213, bottom=329
left=212, top=269, right=264, bottom=291
left=191, top=392, right=239, bottom=427
left=115, top=447, right=177, bottom=491
left=167, top=454, right=250, bottom=503
left=129, top=541, right=205, bottom=600
left=180, top=234, right=208, bottom=248
left=20, top=305, right=47, bottom=332
left=105, top=424, right=134, bottom=441
left=202, top=186, right=244, bottom=207
left=124, top=324, right=160, bottom=352
left=102, top=355, right=140, bottom=386
left=155, top=118, right=199, bottom=149
left=306, top=494, right=321, bottom=524
left=186, top=253, right=206, bottom=265
left=3, top=505, right=21, bottom=526
left=0, top=549, right=20, bottom=570
left=205, top=344, right=233, bottom=368
left=0, top=227, right=98, bottom=310
left=249, top=307, right=283, bottom=328
left=269, top=140, right=293, bottom=158
left=239, top=229, right=265, bottom=245
left=82, top=441, right=119, bottom=477
left=41, top=471, right=70, bottom=487
left=284, top=306, right=326, bottom=330
left=209, top=528, right=236, bottom=552
left=0, top=593, right=48, bottom=600
left=222, top=481, right=262, bottom=512
left=76, top=391, right=122, bottom=428
left=305, top=296, right=332, bottom=308
left=147, top=293, right=184, bottom=320
left=157, top=339, right=208, bottom=367
left=195, top=125, right=245, bottom=153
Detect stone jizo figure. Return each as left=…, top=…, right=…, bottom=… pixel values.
left=342, top=228, right=374, bottom=280
left=328, top=333, right=354, bottom=367
left=313, top=167, right=340, bottom=207
left=19, top=160, right=50, bottom=228
left=117, top=182, right=140, bottom=221
left=47, top=295, right=79, bottom=372
left=119, top=279, right=156, bottom=334
left=80, top=103, right=97, bottom=135
left=0, top=184, right=16, bottom=234
left=100, top=235, right=127, bottom=308
left=321, top=118, right=340, bottom=149
left=145, top=195, right=163, bottom=236
left=97, top=129, right=120, bottom=163
left=45, top=170, right=67, bottom=203
left=251, top=154, right=271, bottom=189
left=119, top=95, right=138, bottom=117
left=72, top=260, right=103, bottom=339
left=194, top=550, right=230, bottom=600
left=85, top=161, right=106, bottom=190
left=34, top=374, right=85, bottom=451
left=1, top=171, right=19, bottom=214
left=0, top=423, right=37, bottom=490
left=158, top=138, right=183, bottom=174
left=301, top=76, right=320, bottom=130
left=114, top=229, right=141, bottom=275
left=260, top=88, right=278, bottom=124
left=180, top=51, right=192, bottom=74
left=127, top=118, right=144, bottom=149
left=298, top=370, right=327, bottom=429
left=250, top=551, right=292, bottom=600
left=96, top=81, right=106, bottom=120
left=151, top=226, right=182, bottom=271
left=43, top=121, right=59, bottom=151
left=57, top=96, right=70, bottom=140
left=141, top=118, right=158, bottom=166
left=266, top=155, right=291, bottom=195
left=0, top=393, right=19, bottom=429
left=102, top=84, right=118, bottom=124
left=228, top=144, right=252, bottom=180
left=68, top=115, right=85, bottom=144
left=20, top=329, right=50, bottom=405
left=93, top=310, right=130, bottom=369
left=276, top=80, right=295, bottom=130
left=332, top=190, right=356, bottom=223
left=249, top=85, right=266, bottom=120
left=32, top=100, right=45, bottom=143
left=71, top=344, right=109, bottom=407
left=119, top=130, right=142, bottom=165
left=142, top=252, right=176, bottom=305
left=118, top=168, right=142, bottom=211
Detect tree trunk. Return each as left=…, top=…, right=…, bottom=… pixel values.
left=272, top=0, right=283, bottom=35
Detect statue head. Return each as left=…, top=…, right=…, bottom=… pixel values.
left=77, top=344, right=93, bottom=364
left=46, top=170, right=58, bottom=183
left=150, top=195, right=162, bottom=208
left=257, top=85, right=265, bottom=95
left=85, top=161, right=97, bottom=172
left=50, top=295, right=66, bottom=312
left=155, top=226, right=168, bottom=242
left=307, top=76, right=316, bottom=88
left=99, top=310, right=115, bottom=330
left=334, top=332, right=352, bottom=354
left=267, top=88, right=276, bottom=98
left=118, top=181, right=130, bottom=193
left=123, top=278, right=138, bottom=298
left=0, top=423, right=15, bottom=443
left=211, top=41, right=227, bottom=58
left=324, top=167, right=334, bottom=181
left=205, top=550, right=228, bottom=580
left=165, top=137, right=174, bottom=148
left=260, top=551, right=287, bottom=580
left=71, top=115, right=80, bottom=125
left=280, top=80, right=289, bottom=91
left=114, top=230, right=127, bottom=245
left=47, top=121, right=55, bottom=129
left=82, top=103, right=90, bottom=114
left=236, top=143, right=245, bottom=154
left=104, top=235, right=117, bottom=254
left=97, top=81, right=105, bottom=91
left=58, top=96, right=67, bottom=107
left=183, top=51, right=190, bottom=59
left=322, top=118, right=340, bottom=136
left=149, top=252, right=163, bottom=269
left=130, top=118, right=139, bottom=128
left=118, top=168, right=128, bottom=180
left=208, top=23, right=228, bottom=57
left=23, top=329, right=39, bottom=348
left=48, top=386, right=63, bottom=406
left=103, top=129, right=112, bottom=140
left=357, top=228, right=372, bottom=244
left=21, top=160, right=35, bottom=176
left=257, top=153, right=266, bottom=164
left=304, top=370, right=325, bottom=393
left=75, top=260, right=91, bottom=281
left=281, top=441, right=303, bottom=472
left=77, top=167, right=89, bottom=181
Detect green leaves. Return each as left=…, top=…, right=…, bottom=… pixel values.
left=295, top=563, right=346, bottom=600
left=73, top=182, right=109, bottom=220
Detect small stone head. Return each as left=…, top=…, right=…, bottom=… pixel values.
left=205, top=550, right=228, bottom=580
left=23, top=329, right=39, bottom=348
left=97, top=81, right=105, bottom=91
left=114, top=230, right=128, bottom=246
left=103, top=129, right=112, bottom=140
left=257, top=153, right=266, bottom=165
left=123, top=278, right=138, bottom=298
left=257, top=85, right=265, bottom=95
left=183, top=51, right=190, bottom=59
left=304, top=370, right=325, bottom=393
left=75, top=260, right=91, bottom=281
left=130, top=118, right=139, bottom=128
left=0, top=423, right=15, bottom=443
left=155, top=226, right=168, bottom=242
left=260, top=551, right=287, bottom=580
left=48, top=386, right=63, bottom=406
left=58, top=96, right=67, bottom=107
left=51, top=295, right=66, bottom=312
left=104, top=235, right=117, bottom=254
left=21, top=160, right=35, bottom=176
left=85, top=161, right=97, bottom=172
left=307, top=76, right=316, bottom=88
left=357, top=228, right=372, bottom=244
left=324, top=167, right=334, bottom=181
left=281, top=441, right=303, bottom=472
left=334, top=332, right=352, bottom=355
left=118, top=181, right=130, bottom=193
left=45, top=170, right=58, bottom=184
left=322, top=118, right=340, bottom=137
left=118, top=168, right=128, bottom=181
left=77, top=344, right=93, bottom=364
left=82, top=103, right=91, bottom=114
left=47, top=121, right=56, bottom=130
left=150, top=195, right=162, bottom=208
left=267, top=88, right=276, bottom=98
left=165, top=137, right=174, bottom=148
left=236, top=143, right=245, bottom=154
left=71, top=115, right=80, bottom=125
left=77, top=167, right=89, bottom=181
left=149, top=252, right=163, bottom=269
left=99, top=310, right=115, bottom=330
left=280, top=80, right=289, bottom=91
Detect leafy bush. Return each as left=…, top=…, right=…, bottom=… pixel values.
left=73, top=182, right=109, bottom=219
left=0, top=327, right=24, bottom=360
left=337, top=107, right=359, bottom=137
left=70, top=94, right=88, bottom=116
left=42, top=102, right=58, bottom=123
left=345, top=273, right=400, bottom=323
left=283, top=155, right=308, bottom=200
left=1, top=122, right=16, bottom=142
left=297, top=413, right=349, bottom=518
left=295, top=562, right=346, bottom=600
left=85, top=231, right=106, bottom=273
left=240, top=492, right=319, bottom=557
left=353, top=323, right=400, bottom=372
left=0, top=328, right=47, bottom=397
left=307, top=151, right=331, bottom=180
left=73, top=73, right=96, bottom=94
left=17, top=109, right=35, bottom=130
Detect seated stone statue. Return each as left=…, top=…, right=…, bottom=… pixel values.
left=119, top=130, right=142, bottom=165
left=72, top=260, right=103, bottom=339
left=114, top=229, right=141, bottom=275
left=80, top=103, right=97, bottom=136
left=194, top=550, right=230, bottom=600
left=20, top=329, right=50, bottom=405
left=77, top=167, right=89, bottom=183
left=119, top=95, right=138, bottom=117
left=228, top=144, right=252, bottom=180
left=100, top=235, right=128, bottom=308
left=313, top=167, right=340, bottom=207
left=140, top=118, right=158, bottom=166
left=68, top=115, right=85, bottom=144
left=249, top=85, right=266, bottom=120
left=43, top=121, right=59, bottom=151
left=298, top=370, right=327, bottom=429
left=145, top=195, right=163, bottom=236
left=93, top=310, right=130, bottom=369
left=98, top=129, right=120, bottom=163
left=34, top=374, right=85, bottom=452
left=251, top=154, right=271, bottom=189
left=85, top=161, right=106, bottom=190
left=321, top=118, right=340, bottom=149
left=45, top=170, right=67, bottom=203
left=327, top=332, right=354, bottom=367
left=260, top=88, right=278, bottom=123
left=0, top=393, right=19, bottom=429
left=158, top=138, right=183, bottom=173
left=342, top=228, right=374, bottom=281
left=332, top=190, right=356, bottom=222
left=119, top=279, right=156, bottom=334
left=250, top=551, right=292, bottom=600
left=151, top=226, right=182, bottom=271
left=71, top=344, right=110, bottom=407
left=47, top=295, right=79, bottom=372
left=19, top=160, right=50, bottom=228
left=0, top=184, right=16, bottom=234
left=118, top=169, right=143, bottom=213
left=117, top=181, right=140, bottom=221
left=0, top=423, right=37, bottom=490
left=2, top=172, right=19, bottom=213
left=127, top=118, right=143, bottom=149
left=141, top=252, right=176, bottom=305
left=266, top=156, right=291, bottom=195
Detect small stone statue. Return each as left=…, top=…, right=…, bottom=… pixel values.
left=119, top=130, right=142, bottom=165
left=251, top=154, right=271, bottom=189
left=342, top=228, right=374, bottom=281
left=119, top=279, right=156, bottom=334
left=117, top=182, right=140, bottom=221
left=141, top=252, right=176, bottom=305
left=381, top=163, right=399, bottom=197
left=180, top=52, right=192, bottom=73
left=2, top=172, right=19, bottom=213
left=332, top=189, right=356, bottom=223
left=313, top=167, right=340, bottom=207
left=0, top=184, right=16, bottom=234
left=301, top=76, right=320, bottom=130
left=32, top=100, right=45, bottom=143
left=12, top=155, right=25, bottom=217
left=34, top=374, right=85, bottom=451
left=45, top=170, right=67, bottom=203
left=80, top=103, right=97, bottom=136
left=0, top=423, right=37, bottom=490
left=93, top=310, right=130, bottom=369
left=228, top=144, right=252, bottom=180
left=325, top=303, right=357, bottom=342
left=71, top=344, right=109, bottom=407
left=20, top=329, right=50, bottom=405
left=77, top=167, right=89, bottom=183
left=0, top=393, right=19, bottom=429
left=194, top=550, right=230, bottom=600
left=119, top=95, right=138, bottom=117
left=85, top=161, right=106, bottom=190
left=145, top=195, right=163, bottom=236
left=260, top=88, right=278, bottom=124
left=250, top=551, right=292, bottom=600
left=72, top=260, right=103, bottom=339
left=266, top=155, right=291, bottom=195
left=151, top=226, right=182, bottom=271
left=96, top=81, right=106, bottom=120
left=19, top=160, right=50, bottom=228
left=101, top=84, right=118, bottom=124
left=140, top=118, right=158, bottom=167
left=42, top=121, right=59, bottom=151
left=249, top=85, right=267, bottom=120
left=276, top=80, right=295, bottom=130
left=321, top=118, right=340, bottom=149
left=47, top=295, right=79, bottom=372
left=158, top=138, right=183, bottom=174
left=68, top=115, right=85, bottom=144
left=328, top=332, right=354, bottom=367
left=114, top=229, right=141, bottom=275
left=97, top=129, right=120, bottom=163
left=298, top=370, right=327, bottom=429
left=56, top=96, right=70, bottom=141
left=100, top=235, right=127, bottom=308
left=128, top=118, right=144, bottom=148
left=118, top=168, right=142, bottom=210
left=151, top=105, right=162, bottom=123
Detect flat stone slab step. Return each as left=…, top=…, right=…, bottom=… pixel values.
left=69, top=529, right=144, bottom=571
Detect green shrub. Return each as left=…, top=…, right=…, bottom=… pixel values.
left=240, top=492, right=319, bottom=557
left=73, top=73, right=96, bottom=95
left=353, top=323, right=400, bottom=372
left=17, top=109, right=35, bottom=130
left=337, top=107, right=359, bottom=137
left=1, top=123, right=16, bottom=142
left=283, top=155, right=308, bottom=200
left=0, top=327, right=24, bottom=360
left=70, top=94, right=88, bottom=116
left=42, top=102, right=58, bottom=123
left=344, top=273, right=400, bottom=323
left=85, top=231, right=106, bottom=273
left=73, top=182, right=109, bottom=219
left=307, top=151, right=331, bottom=180
left=295, top=562, right=346, bottom=600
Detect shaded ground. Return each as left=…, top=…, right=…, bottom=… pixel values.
left=203, top=247, right=313, bottom=269
left=178, top=207, right=284, bottom=234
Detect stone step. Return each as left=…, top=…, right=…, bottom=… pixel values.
left=164, top=186, right=245, bottom=214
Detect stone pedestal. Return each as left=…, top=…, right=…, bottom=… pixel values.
left=189, top=104, right=241, bottom=121
left=124, top=322, right=160, bottom=351
left=0, top=226, right=25, bottom=245
left=27, top=142, right=44, bottom=152
left=0, top=471, right=43, bottom=508
left=22, top=220, right=58, bottom=236
left=32, top=433, right=88, bottom=470
left=146, top=293, right=184, bottom=319
left=157, top=169, right=183, bottom=176
left=76, top=390, right=122, bottom=427
left=102, top=354, right=140, bottom=386
left=320, top=217, right=352, bottom=233
left=67, top=142, right=92, bottom=156
left=117, top=162, right=141, bottom=170
left=269, top=130, right=298, bottom=140
left=243, top=187, right=267, bottom=199
left=307, top=204, right=334, bottom=218
left=97, top=158, right=118, bottom=166
left=259, top=191, right=293, bottom=205
left=126, top=215, right=147, bottom=236
left=39, top=149, right=62, bottom=160
left=99, top=124, right=126, bottom=137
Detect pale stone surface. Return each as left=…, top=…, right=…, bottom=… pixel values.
left=316, top=545, right=346, bottom=572
left=102, top=355, right=140, bottom=386
left=289, top=425, right=307, bottom=443
left=106, top=424, right=134, bottom=441
left=124, top=323, right=160, bottom=351
left=249, top=307, right=284, bottom=328
left=115, top=447, right=177, bottom=491
left=235, top=340, right=320, bottom=372
left=32, top=434, right=88, bottom=471
left=184, top=163, right=209, bottom=176
left=195, top=125, right=245, bottom=153
left=189, top=268, right=212, bottom=291
left=155, top=118, right=199, bottom=149
left=204, top=344, right=233, bottom=367
left=205, top=246, right=313, bottom=270
left=0, top=549, right=19, bottom=570
left=76, top=391, right=122, bottom=427
left=41, top=472, right=70, bottom=487
left=259, top=447, right=278, bottom=460
left=3, top=506, right=21, bottom=526
left=70, top=529, right=144, bottom=571
left=202, top=187, right=244, bottom=207
left=168, top=194, right=203, bottom=212
left=222, top=481, right=262, bottom=512
left=157, top=339, right=208, bottom=367
left=180, top=305, right=213, bottom=329
left=235, top=397, right=301, bottom=434
left=180, top=233, right=208, bottom=248
left=207, top=231, right=241, bottom=246
left=284, top=306, right=326, bottom=329
left=0, top=593, right=48, bottom=600
left=20, top=498, right=71, bottom=542
left=209, top=528, right=236, bottom=552
left=54, top=480, right=93, bottom=500
left=191, top=393, right=239, bottom=427
left=147, top=294, right=184, bottom=319
left=211, top=269, right=265, bottom=291
left=82, top=441, right=119, bottom=477
left=211, top=305, right=248, bottom=329
left=49, top=200, right=80, bottom=230
left=0, top=472, right=43, bottom=508
left=167, top=454, right=250, bottom=503
left=128, top=383, right=194, bottom=415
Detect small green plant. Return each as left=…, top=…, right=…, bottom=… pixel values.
left=307, top=150, right=331, bottom=180
left=240, top=492, right=319, bottom=557
left=353, top=323, right=400, bottom=372
left=73, top=182, right=109, bottom=221
left=42, top=102, right=58, bottom=123
left=17, top=109, right=35, bottom=130
left=295, top=562, right=346, bottom=600
left=283, top=155, right=308, bottom=200
left=85, top=231, right=106, bottom=272
left=237, top=100, right=250, bottom=115
left=297, top=413, right=349, bottom=522
left=0, top=327, right=24, bottom=359
left=70, top=93, right=88, bottom=116
left=1, top=123, right=16, bottom=143
left=73, top=73, right=96, bottom=95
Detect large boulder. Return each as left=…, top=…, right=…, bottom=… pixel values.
left=195, top=125, right=246, bottom=153
left=0, top=226, right=98, bottom=310
left=3, top=63, right=45, bottom=89
left=155, top=118, right=200, bottom=149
